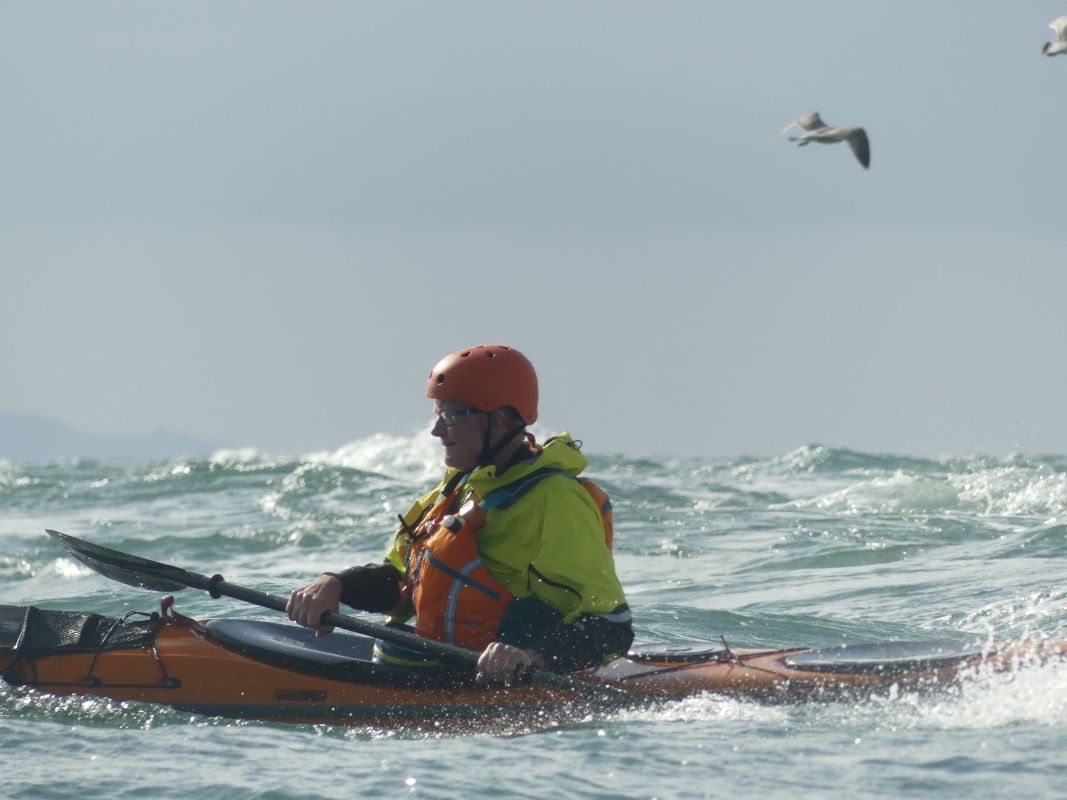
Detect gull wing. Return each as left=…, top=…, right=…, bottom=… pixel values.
left=1051, top=17, right=1067, bottom=42
left=795, top=112, right=827, bottom=131
left=771, top=111, right=827, bottom=140
left=846, top=128, right=870, bottom=169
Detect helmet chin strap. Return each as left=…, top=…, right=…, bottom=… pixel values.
left=476, top=413, right=526, bottom=469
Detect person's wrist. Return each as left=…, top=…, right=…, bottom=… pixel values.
left=321, top=573, right=343, bottom=590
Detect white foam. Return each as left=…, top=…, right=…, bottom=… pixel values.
left=303, top=425, right=442, bottom=484
left=209, top=446, right=275, bottom=464
left=787, top=463, right=1067, bottom=516
left=859, top=657, right=1067, bottom=732
left=0, top=459, right=21, bottom=489
left=52, top=557, right=94, bottom=579
left=615, top=691, right=790, bottom=725
left=949, top=467, right=1067, bottom=516
left=788, top=471, right=959, bottom=514
left=142, top=461, right=195, bottom=483
left=942, top=586, right=1067, bottom=637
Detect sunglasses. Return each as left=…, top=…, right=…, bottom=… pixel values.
left=434, top=408, right=486, bottom=427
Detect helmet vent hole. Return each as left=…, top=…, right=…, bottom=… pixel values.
left=460, top=351, right=472, bottom=358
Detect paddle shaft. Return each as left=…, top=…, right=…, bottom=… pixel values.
left=201, top=574, right=480, bottom=667
left=196, top=575, right=620, bottom=695
left=45, top=529, right=625, bottom=698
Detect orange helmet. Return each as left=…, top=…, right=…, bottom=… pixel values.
left=425, top=345, right=538, bottom=424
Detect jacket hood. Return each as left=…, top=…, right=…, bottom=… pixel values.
left=466, top=432, right=587, bottom=498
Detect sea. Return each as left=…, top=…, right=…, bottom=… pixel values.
left=2, top=432, right=1066, bottom=799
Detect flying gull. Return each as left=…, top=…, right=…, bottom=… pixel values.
left=773, top=112, right=870, bottom=170
left=1043, top=16, right=1067, bottom=56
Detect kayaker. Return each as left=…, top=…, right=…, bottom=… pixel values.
left=286, top=344, right=633, bottom=683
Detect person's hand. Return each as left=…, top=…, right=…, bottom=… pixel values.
left=285, top=574, right=343, bottom=638
left=475, top=641, right=546, bottom=685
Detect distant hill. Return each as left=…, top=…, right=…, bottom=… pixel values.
left=0, top=411, right=223, bottom=460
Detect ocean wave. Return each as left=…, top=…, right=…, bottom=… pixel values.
left=782, top=460, right=1067, bottom=517
left=207, top=447, right=291, bottom=471
left=935, top=585, right=1067, bottom=638
left=949, top=467, right=1067, bottom=517
left=752, top=444, right=949, bottom=475
left=303, top=427, right=442, bottom=484
left=589, top=445, right=1067, bottom=515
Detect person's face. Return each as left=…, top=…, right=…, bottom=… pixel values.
left=431, top=400, right=489, bottom=470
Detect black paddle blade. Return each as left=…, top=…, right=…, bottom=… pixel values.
left=46, top=529, right=193, bottom=592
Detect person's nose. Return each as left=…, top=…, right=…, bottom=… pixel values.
left=431, top=415, right=447, bottom=438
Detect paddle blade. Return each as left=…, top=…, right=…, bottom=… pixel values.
left=46, top=529, right=192, bottom=592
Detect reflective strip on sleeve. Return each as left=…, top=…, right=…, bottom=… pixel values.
left=593, top=605, right=632, bottom=624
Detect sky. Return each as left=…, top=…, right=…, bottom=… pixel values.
left=1, top=2, right=1065, bottom=459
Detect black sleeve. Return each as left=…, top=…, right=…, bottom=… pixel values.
left=326, top=562, right=403, bottom=613
left=537, top=609, right=635, bottom=673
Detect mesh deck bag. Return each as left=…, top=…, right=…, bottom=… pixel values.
left=1, top=605, right=161, bottom=658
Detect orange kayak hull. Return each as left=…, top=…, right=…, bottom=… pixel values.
left=3, top=603, right=1065, bottom=726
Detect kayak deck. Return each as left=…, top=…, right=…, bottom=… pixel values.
left=3, top=601, right=1065, bottom=725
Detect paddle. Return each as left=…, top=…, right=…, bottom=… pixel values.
left=45, top=529, right=627, bottom=700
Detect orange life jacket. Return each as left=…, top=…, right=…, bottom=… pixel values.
left=401, top=469, right=613, bottom=651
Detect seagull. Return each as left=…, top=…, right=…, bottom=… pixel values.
left=1042, top=16, right=1067, bottom=56
left=772, top=112, right=870, bottom=170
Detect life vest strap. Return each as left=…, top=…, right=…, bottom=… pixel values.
left=481, top=467, right=614, bottom=550
left=423, top=551, right=503, bottom=601
left=481, top=468, right=577, bottom=510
